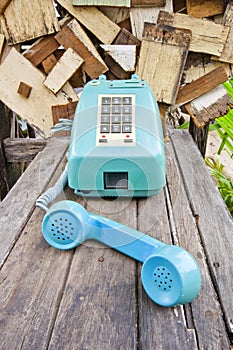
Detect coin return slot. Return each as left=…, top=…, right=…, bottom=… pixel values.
left=104, top=172, right=128, bottom=189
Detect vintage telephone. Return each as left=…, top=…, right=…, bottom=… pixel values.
left=36, top=75, right=201, bottom=307
left=68, top=74, right=166, bottom=197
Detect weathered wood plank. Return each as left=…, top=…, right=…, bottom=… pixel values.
left=0, top=142, right=9, bottom=200
left=17, top=81, right=32, bottom=98
left=0, top=162, right=73, bottom=349
left=137, top=193, right=198, bottom=349
left=56, top=0, right=121, bottom=44
left=137, top=23, right=191, bottom=104
left=114, top=27, right=141, bottom=47
left=99, top=7, right=129, bottom=24
left=48, top=197, right=138, bottom=349
left=0, top=48, right=77, bottom=137
left=104, top=54, right=131, bottom=79
left=55, top=19, right=108, bottom=79
left=218, top=2, right=233, bottom=64
left=52, top=101, right=78, bottom=125
left=0, top=33, right=5, bottom=57
left=0, top=0, right=59, bottom=45
left=42, top=54, right=58, bottom=74
left=165, top=136, right=231, bottom=348
left=185, top=84, right=232, bottom=128
left=130, top=0, right=173, bottom=40
left=186, top=0, right=224, bottom=18
left=100, top=45, right=136, bottom=71
left=188, top=117, right=209, bottom=157
left=169, top=128, right=233, bottom=337
left=176, top=66, right=228, bottom=106
left=183, top=61, right=231, bottom=84
left=43, top=48, right=84, bottom=94
left=158, top=11, right=230, bottom=57
left=23, top=35, right=60, bottom=67
left=113, top=28, right=141, bottom=59
left=0, top=137, right=69, bottom=267
left=3, top=137, right=47, bottom=162
left=0, top=0, right=11, bottom=14
left=73, top=0, right=130, bottom=6
left=131, top=0, right=166, bottom=6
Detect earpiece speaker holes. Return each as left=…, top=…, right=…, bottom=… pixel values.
left=153, top=266, right=173, bottom=292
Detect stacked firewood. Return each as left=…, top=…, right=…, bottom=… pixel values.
left=0, top=0, right=232, bottom=137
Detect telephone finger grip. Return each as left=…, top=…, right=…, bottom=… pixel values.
left=42, top=200, right=201, bottom=307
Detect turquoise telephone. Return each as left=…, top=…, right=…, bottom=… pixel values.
left=36, top=75, right=201, bottom=307
left=68, top=74, right=166, bottom=197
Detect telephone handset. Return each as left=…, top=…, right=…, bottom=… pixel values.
left=41, top=200, right=201, bottom=307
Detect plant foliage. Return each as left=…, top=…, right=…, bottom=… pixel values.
left=205, top=156, right=233, bottom=216
left=209, top=79, right=233, bottom=157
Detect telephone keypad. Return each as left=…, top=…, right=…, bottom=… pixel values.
left=98, top=94, right=135, bottom=145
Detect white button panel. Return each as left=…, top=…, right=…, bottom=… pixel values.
left=96, top=94, right=136, bottom=146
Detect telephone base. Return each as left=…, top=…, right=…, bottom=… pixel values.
left=74, top=188, right=162, bottom=198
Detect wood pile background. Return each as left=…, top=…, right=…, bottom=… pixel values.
left=0, top=0, right=233, bottom=199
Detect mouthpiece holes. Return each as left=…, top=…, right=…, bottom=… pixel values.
left=153, top=266, right=173, bottom=292
left=49, top=216, right=75, bottom=242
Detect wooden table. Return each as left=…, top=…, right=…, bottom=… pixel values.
left=1, top=129, right=233, bottom=350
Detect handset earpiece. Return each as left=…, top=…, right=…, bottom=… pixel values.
left=42, top=200, right=201, bottom=306
left=42, top=200, right=90, bottom=250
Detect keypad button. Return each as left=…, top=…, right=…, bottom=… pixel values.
left=123, top=97, right=132, bottom=105
left=122, top=106, right=132, bottom=114
left=122, top=115, right=132, bottom=123
left=112, top=97, right=122, bottom=105
left=99, top=138, right=108, bottom=143
left=111, top=125, right=121, bottom=133
left=101, top=115, right=110, bottom=124
left=100, top=125, right=110, bottom=133
left=112, top=105, right=121, bottom=114
left=111, top=115, right=121, bottom=124
left=124, top=138, right=133, bottom=143
left=102, top=97, right=111, bottom=105
left=122, top=125, right=132, bottom=133
left=101, top=106, right=111, bottom=114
